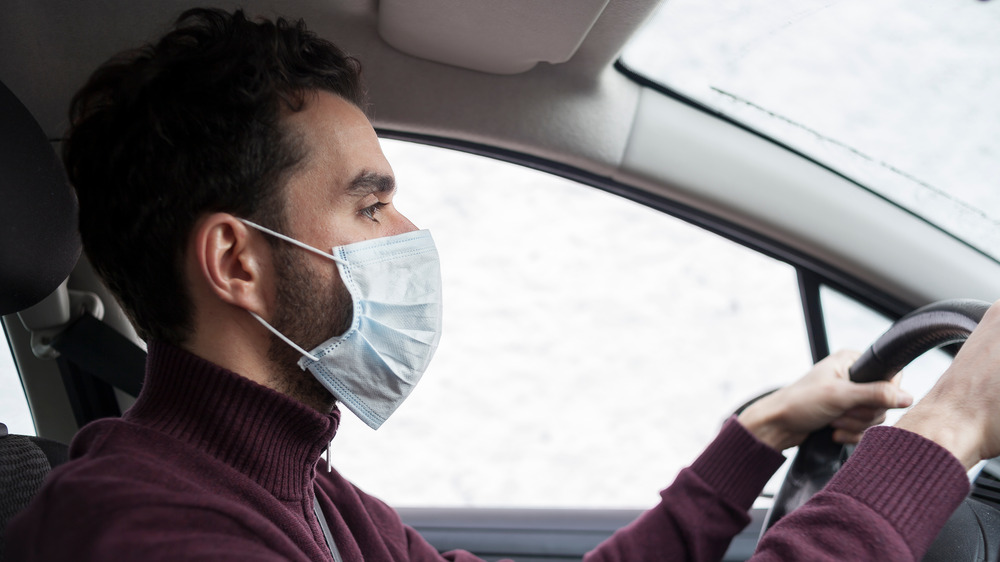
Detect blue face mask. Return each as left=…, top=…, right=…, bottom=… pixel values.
left=240, top=219, right=443, bottom=430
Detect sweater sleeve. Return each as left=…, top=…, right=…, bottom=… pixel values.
left=585, top=417, right=787, bottom=561
left=752, top=426, right=970, bottom=561
left=586, top=421, right=971, bottom=562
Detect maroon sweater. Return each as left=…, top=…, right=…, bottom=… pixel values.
left=7, top=342, right=969, bottom=561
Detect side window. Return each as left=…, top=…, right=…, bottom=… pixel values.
left=330, top=139, right=813, bottom=509
left=820, top=285, right=951, bottom=425
left=1, top=326, right=35, bottom=435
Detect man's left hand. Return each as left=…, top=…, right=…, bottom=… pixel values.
left=737, top=350, right=913, bottom=451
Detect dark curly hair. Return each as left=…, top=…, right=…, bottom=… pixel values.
left=63, top=8, right=366, bottom=344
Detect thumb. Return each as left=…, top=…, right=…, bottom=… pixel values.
left=847, top=380, right=914, bottom=410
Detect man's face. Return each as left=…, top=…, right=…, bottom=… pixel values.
left=265, top=91, right=417, bottom=399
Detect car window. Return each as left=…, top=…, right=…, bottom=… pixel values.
left=1, top=327, right=35, bottom=435
left=329, top=139, right=812, bottom=509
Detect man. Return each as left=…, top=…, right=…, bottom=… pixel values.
left=6, top=7, right=998, bottom=561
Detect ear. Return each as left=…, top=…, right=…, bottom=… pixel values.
left=190, top=213, right=271, bottom=315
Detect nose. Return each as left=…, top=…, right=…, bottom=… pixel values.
left=389, top=209, right=419, bottom=236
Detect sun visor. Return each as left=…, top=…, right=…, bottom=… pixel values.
left=377, top=0, right=609, bottom=75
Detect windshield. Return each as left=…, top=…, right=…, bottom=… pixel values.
left=621, top=0, right=1000, bottom=261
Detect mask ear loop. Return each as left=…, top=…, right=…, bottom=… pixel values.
left=239, top=218, right=348, bottom=266
left=249, top=312, right=320, bottom=363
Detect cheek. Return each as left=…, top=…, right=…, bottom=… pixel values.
left=328, top=270, right=354, bottom=337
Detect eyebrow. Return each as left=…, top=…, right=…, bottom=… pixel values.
left=346, top=170, right=395, bottom=197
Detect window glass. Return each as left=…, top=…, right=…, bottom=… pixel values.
left=820, top=286, right=951, bottom=425
left=1, top=327, right=35, bottom=435
left=621, top=0, right=1000, bottom=261
left=329, top=139, right=812, bottom=509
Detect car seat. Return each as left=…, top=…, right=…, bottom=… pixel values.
left=0, top=78, right=79, bottom=558
left=0, top=423, right=69, bottom=559
left=0, top=74, right=149, bottom=559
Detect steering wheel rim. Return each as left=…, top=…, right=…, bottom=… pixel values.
left=762, top=298, right=992, bottom=533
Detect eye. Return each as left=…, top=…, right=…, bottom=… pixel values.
left=360, top=201, right=388, bottom=222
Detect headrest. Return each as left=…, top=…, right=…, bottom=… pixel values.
left=0, top=81, right=81, bottom=316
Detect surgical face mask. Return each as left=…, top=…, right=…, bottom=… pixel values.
left=240, top=219, right=443, bottom=430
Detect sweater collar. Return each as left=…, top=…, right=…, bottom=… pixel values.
left=125, top=341, right=340, bottom=500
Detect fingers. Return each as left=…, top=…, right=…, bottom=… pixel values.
left=837, top=405, right=887, bottom=424
left=831, top=407, right=892, bottom=444
left=844, top=379, right=913, bottom=410
left=830, top=378, right=916, bottom=443
left=828, top=375, right=912, bottom=443
left=831, top=409, right=887, bottom=433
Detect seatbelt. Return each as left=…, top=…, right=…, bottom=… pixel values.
left=313, top=495, right=343, bottom=562
left=50, top=313, right=146, bottom=398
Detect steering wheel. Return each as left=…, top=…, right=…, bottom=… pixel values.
left=762, top=299, right=991, bottom=535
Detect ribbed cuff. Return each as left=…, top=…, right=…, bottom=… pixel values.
left=825, top=426, right=969, bottom=556
left=689, top=416, right=787, bottom=511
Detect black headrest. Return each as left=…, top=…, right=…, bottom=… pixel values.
left=0, top=80, right=81, bottom=316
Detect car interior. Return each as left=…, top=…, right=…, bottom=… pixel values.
left=2, top=1, right=1000, bottom=560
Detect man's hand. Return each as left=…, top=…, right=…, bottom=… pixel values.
left=897, top=299, right=1000, bottom=470
left=738, top=350, right=913, bottom=451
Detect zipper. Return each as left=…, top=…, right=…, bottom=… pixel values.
left=313, top=495, right=343, bottom=562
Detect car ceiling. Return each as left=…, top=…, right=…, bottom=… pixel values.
left=0, top=0, right=656, bottom=169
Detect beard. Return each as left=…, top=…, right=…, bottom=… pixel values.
left=266, top=242, right=354, bottom=412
